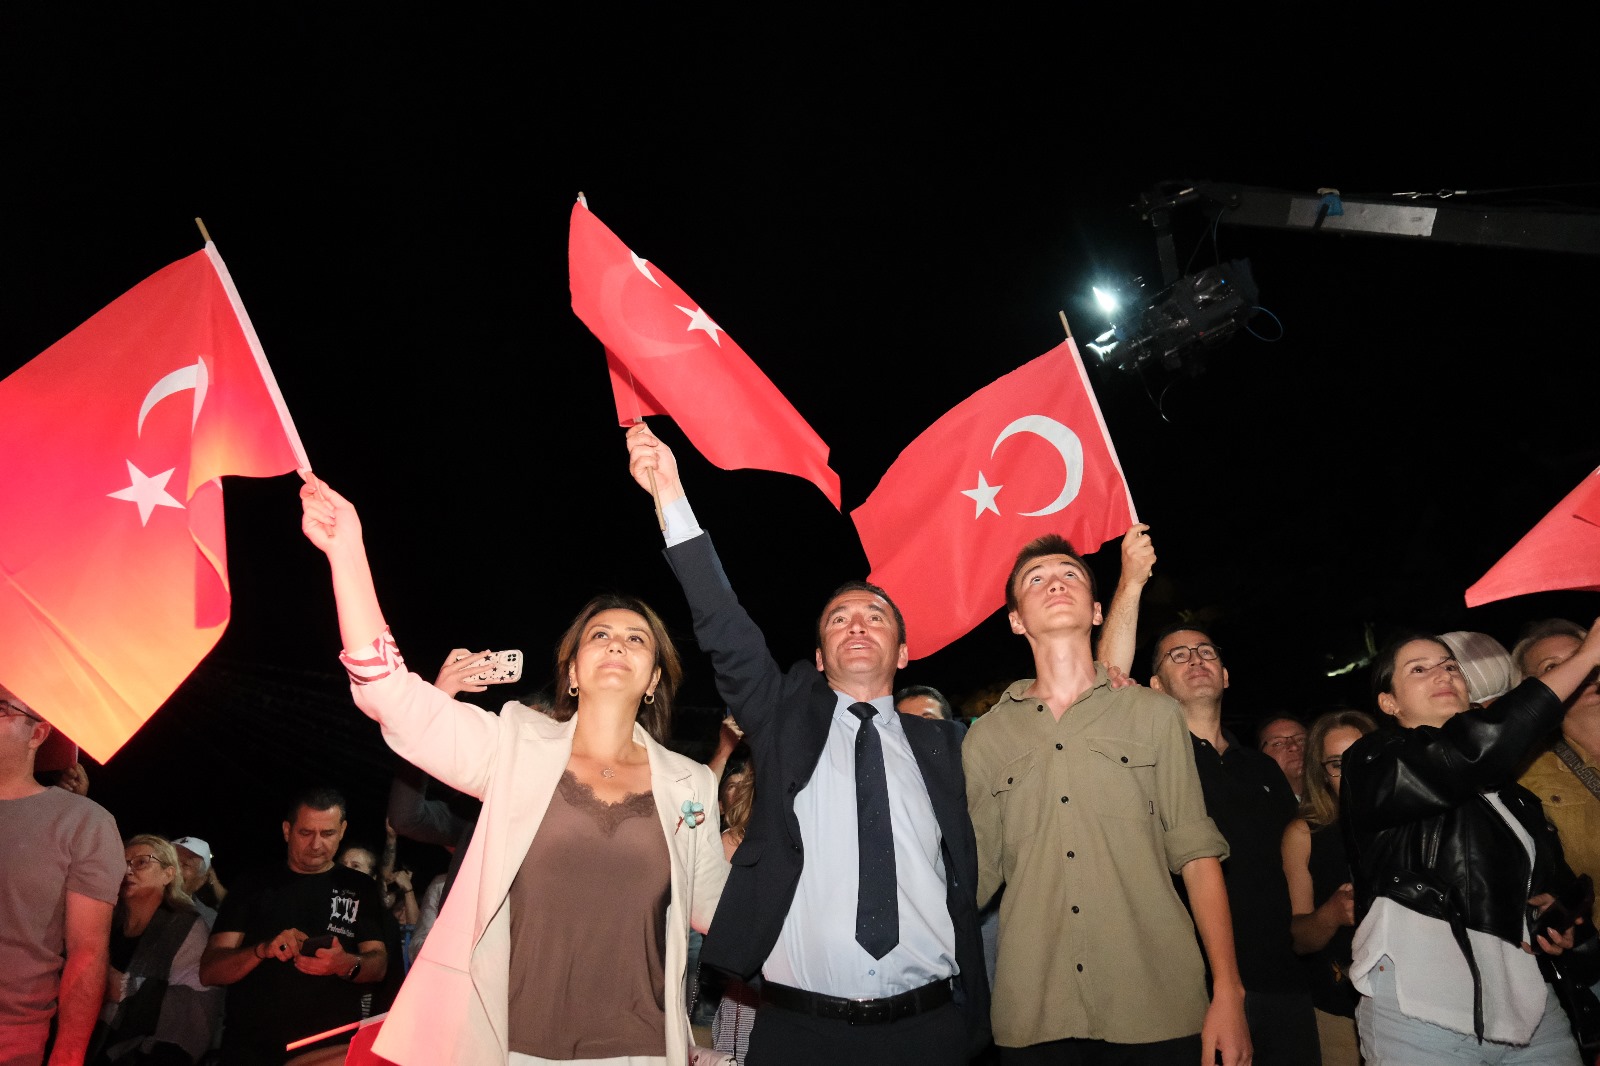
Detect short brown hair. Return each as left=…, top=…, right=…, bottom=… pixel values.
left=552, top=594, right=682, bottom=743
left=1004, top=534, right=1098, bottom=613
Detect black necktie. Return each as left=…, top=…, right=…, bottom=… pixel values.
left=850, top=702, right=898, bottom=959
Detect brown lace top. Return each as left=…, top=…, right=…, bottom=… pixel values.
left=507, top=770, right=670, bottom=1058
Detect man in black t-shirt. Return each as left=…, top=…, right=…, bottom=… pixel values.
left=199, top=786, right=387, bottom=1066
left=1149, top=626, right=1317, bottom=1066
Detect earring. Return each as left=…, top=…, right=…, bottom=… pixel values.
left=643, top=691, right=656, bottom=705
left=568, top=684, right=579, bottom=697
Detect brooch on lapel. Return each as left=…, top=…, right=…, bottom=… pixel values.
left=677, top=800, right=706, bottom=833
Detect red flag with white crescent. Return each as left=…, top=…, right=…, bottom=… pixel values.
left=852, top=340, right=1135, bottom=659
left=0, top=244, right=307, bottom=762
left=568, top=197, right=841, bottom=508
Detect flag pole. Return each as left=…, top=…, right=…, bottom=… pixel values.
left=194, top=217, right=212, bottom=244
left=628, top=388, right=665, bottom=532
left=1057, top=310, right=1074, bottom=339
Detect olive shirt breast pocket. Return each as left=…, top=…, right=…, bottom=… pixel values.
left=1083, top=735, right=1159, bottom=821
left=990, top=749, right=1043, bottom=858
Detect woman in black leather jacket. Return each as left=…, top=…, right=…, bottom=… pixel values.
left=1341, top=624, right=1600, bottom=1064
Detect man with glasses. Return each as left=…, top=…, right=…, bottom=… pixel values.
left=1149, top=626, right=1316, bottom=1065
left=964, top=538, right=1250, bottom=1065
left=1256, top=716, right=1309, bottom=800
left=0, top=684, right=123, bottom=1066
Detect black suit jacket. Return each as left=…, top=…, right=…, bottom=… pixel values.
left=666, top=533, right=990, bottom=1049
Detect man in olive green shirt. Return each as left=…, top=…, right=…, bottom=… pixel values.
left=963, top=534, right=1251, bottom=1065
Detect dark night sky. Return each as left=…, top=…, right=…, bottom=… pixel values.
left=5, top=11, right=1597, bottom=875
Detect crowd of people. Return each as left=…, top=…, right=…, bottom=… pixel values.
left=2, top=420, right=1597, bottom=1066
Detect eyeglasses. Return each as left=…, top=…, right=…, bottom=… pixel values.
left=1321, top=757, right=1344, bottom=779
left=1, top=700, right=41, bottom=722
left=125, top=855, right=166, bottom=873
left=1262, top=734, right=1308, bottom=753
left=1163, top=643, right=1221, bottom=665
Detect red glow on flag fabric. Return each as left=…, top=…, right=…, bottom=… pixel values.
left=569, top=198, right=841, bottom=507
left=1465, top=467, right=1600, bottom=607
left=852, top=340, right=1135, bottom=659
left=0, top=245, right=307, bottom=762
left=344, top=1016, right=399, bottom=1065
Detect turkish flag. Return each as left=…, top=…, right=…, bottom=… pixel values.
left=0, top=244, right=308, bottom=762
left=1465, top=466, right=1600, bottom=607
left=852, top=340, right=1135, bottom=659
left=568, top=198, right=841, bottom=508
left=344, top=1016, right=399, bottom=1065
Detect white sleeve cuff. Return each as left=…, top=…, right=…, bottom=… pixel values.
left=663, top=495, right=703, bottom=547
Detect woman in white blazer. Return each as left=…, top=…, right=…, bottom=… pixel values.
left=301, top=478, right=729, bottom=1066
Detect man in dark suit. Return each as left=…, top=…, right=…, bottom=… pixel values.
left=626, top=424, right=989, bottom=1066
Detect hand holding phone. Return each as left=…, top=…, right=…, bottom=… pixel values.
left=452, top=649, right=523, bottom=686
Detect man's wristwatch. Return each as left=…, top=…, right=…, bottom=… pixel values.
left=343, top=958, right=362, bottom=982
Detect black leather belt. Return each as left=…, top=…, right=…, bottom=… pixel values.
left=759, top=977, right=952, bottom=1025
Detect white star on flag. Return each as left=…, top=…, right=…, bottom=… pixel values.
left=630, top=250, right=661, bottom=287
left=960, top=471, right=1003, bottom=518
left=107, top=460, right=185, bottom=525
left=676, top=304, right=724, bottom=346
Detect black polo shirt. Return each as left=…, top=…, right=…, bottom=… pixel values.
left=1186, top=730, right=1306, bottom=992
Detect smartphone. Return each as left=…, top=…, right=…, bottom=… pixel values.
left=299, top=933, right=336, bottom=956
left=1531, top=873, right=1593, bottom=948
left=452, top=649, right=523, bottom=685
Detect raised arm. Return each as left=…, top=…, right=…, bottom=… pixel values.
left=300, top=477, right=501, bottom=798
left=625, top=423, right=791, bottom=736
left=1094, top=524, right=1155, bottom=675
left=299, top=477, right=386, bottom=653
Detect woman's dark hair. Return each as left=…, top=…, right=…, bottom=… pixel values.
left=551, top=594, right=681, bottom=743
left=1370, top=632, right=1453, bottom=706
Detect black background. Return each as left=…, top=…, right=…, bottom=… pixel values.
left=6, top=10, right=1597, bottom=880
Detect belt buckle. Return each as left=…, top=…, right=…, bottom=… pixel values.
left=846, top=996, right=895, bottom=1025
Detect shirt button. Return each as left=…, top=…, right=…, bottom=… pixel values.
left=1076, top=964, right=1084, bottom=972
left=1060, top=796, right=1069, bottom=804
left=1120, top=756, right=1129, bottom=763
left=1055, top=743, right=1063, bottom=750
left=1037, top=704, right=1045, bottom=712
left=1071, top=906, right=1080, bottom=914
left=1007, top=777, right=1014, bottom=784
left=1067, top=851, right=1075, bottom=859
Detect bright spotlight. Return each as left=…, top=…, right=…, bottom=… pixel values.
left=1092, top=286, right=1119, bottom=317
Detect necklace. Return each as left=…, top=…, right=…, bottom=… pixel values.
left=600, top=767, right=616, bottom=779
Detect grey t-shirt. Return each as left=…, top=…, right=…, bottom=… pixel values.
left=0, top=787, right=122, bottom=1061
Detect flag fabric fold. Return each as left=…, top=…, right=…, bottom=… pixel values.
left=568, top=198, right=841, bottom=507
left=852, top=340, right=1135, bottom=659
left=1465, top=466, right=1600, bottom=607
left=0, top=244, right=307, bottom=762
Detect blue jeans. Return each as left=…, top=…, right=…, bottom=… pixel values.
left=1356, top=956, right=1580, bottom=1066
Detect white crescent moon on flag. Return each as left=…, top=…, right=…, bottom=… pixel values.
left=136, top=359, right=209, bottom=436
left=992, top=415, right=1083, bottom=517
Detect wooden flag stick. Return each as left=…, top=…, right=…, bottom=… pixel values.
left=625, top=363, right=665, bottom=531
left=1058, top=310, right=1074, bottom=340
left=194, top=217, right=212, bottom=244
